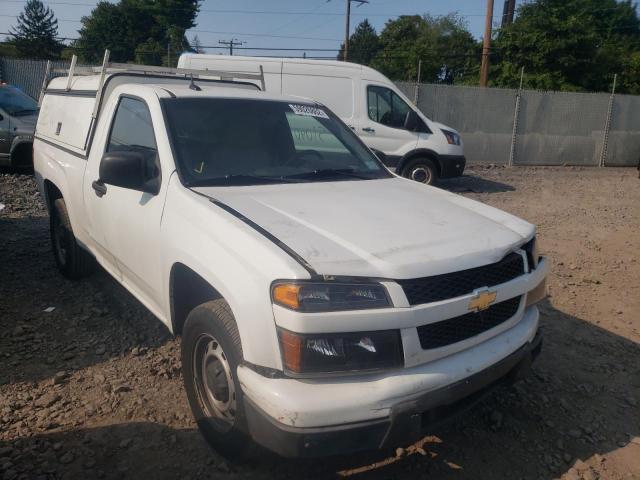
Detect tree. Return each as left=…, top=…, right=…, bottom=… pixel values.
left=75, top=0, right=200, bottom=66
left=9, top=0, right=63, bottom=59
left=492, top=0, right=640, bottom=93
left=371, top=15, right=480, bottom=83
left=337, top=19, right=380, bottom=64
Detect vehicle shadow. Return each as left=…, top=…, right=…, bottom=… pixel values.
left=0, top=215, right=174, bottom=386
left=1, top=293, right=638, bottom=479
left=438, top=173, right=515, bottom=194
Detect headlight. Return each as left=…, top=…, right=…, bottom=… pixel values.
left=278, top=328, right=403, bottom=375
left=272, top=281, right=390, bottom=312
left=522, top=237, right=540, bottom=270
left=441, top=129, right=461, bottom=146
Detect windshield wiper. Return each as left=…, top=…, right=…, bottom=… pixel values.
left=12, top=109, right=39, bottom=115
left=285, top=168, right=371, bottom=180
left=190, top=174, right=301, bottom=186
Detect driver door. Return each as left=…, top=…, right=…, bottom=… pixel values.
left=359, top=84, right=418, bottom=159
left=84, top=95, right=168, bottom=315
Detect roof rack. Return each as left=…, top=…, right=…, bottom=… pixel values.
left=42, top=50, right=266, bottom=114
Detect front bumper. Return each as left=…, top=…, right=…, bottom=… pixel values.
left=438, top=154, right=466, bottom=178
left=243, top=329, right=542, bottom=458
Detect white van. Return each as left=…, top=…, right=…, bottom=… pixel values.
left=178, top=54, right=465, bottom=185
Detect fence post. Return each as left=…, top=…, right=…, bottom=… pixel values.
left=599, top=73, right=617, bottom=167
left=414, top=59, right=422, bottom=105
left=508, top=67, right=524, bottom=166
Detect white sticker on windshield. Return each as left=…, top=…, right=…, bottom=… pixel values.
left=289, top=104, right=329, bottom=119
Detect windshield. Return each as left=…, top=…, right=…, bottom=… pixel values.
left=162, top=98, right=391, bottom=186
left=0, top=86, right=39, bottom=116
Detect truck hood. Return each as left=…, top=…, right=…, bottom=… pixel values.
left=194, top=178, right=535, bottom=279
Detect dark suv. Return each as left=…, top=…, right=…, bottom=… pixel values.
left=0, top=84, right=39, bottom=168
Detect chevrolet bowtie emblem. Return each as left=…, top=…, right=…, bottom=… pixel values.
left=468, top=289, right=497, bottom=312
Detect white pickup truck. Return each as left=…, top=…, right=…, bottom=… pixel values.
left=34, top=58, right=548, bottom=459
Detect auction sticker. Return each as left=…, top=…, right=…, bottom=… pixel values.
left=289, top=104, right=329, bottom=119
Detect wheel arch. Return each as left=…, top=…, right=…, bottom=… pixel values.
left=396, top=149, right=441, bottom=177
left=169, top=262, right=224, bottom=335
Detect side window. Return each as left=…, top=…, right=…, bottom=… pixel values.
left=107, top=97, right=157, bottom=154
left=367, top=86, right=412, bottom=129
left=105, top=97, right=160, bottom=187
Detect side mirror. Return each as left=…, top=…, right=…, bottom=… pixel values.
left=99, top=151, right=160, bottom=194
left=404, top=110, right=419, bottom=131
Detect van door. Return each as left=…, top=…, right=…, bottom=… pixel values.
left=359, top=84, right=419, bottom=165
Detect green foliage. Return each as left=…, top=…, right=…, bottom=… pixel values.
left=338, top=19, right=380, bottom=64
left=371, top=14, right=480, bottom=83
left=9, top=0, right=63, bottom=59
left=75, top=0, right=200, bottom=66
left=493, top=0, right=640, bottom=93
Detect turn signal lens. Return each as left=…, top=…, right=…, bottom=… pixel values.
left=272, top=284, right=301, bottom=310
left=271, top=281, right=390, bottom=312
left=279, top=329, right=303, bottom=373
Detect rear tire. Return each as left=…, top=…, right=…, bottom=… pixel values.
left=181, top=300, right=253, bottom=461
left=50, top=198, right=93, bottom=279
left=401, top=157, right=438, bottom=185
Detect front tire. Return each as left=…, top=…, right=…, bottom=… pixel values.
left=401, top=157, right=438, bottom=185
left=50, top=198, right=93, bottom=279
left=181, top=300, right=252, bottom=460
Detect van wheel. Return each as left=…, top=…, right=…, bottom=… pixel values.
left=50, top=198, right=93, bottom=279
left=181, top=300, right=252, bottom=460
left=402, top=158, right=438, bottom=185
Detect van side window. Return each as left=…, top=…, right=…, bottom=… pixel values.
left=367, top=86, right=412, bottom=129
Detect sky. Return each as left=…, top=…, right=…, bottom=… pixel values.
left=0, top=0, right=507, bottom=58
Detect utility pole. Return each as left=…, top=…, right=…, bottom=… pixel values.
left=343, top=0, right=368, bottom=61
left=479, top=0, right=495, bottom=87
left=501, top=0, right=516, bottom=27
left=219, top=38, right=244, bottom=56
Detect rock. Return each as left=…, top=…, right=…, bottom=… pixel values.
left=113, top=384, right=131, bottom=394
left=131, top=347, right=140, bottom=356
left=52, top=442, right=63, bottom=451
left=395, top=447, right=405, bottom=457
left=35, top=393, right=61, bottom=409
left=95, top=345, right=106, bottom=356
left=59, top=451, right=74, bottom=464
left=119, top=438, right=133, bottom=449
left=563, top=453, right=573, bottom=463
left=52, top=371, right=67, bottom=385
left=62, top=352, right=75, bottom=361
left=574, top=459, right=589, bottom=472
left=490, top=410, right=503, bottom=430
left=93, top=373, right=106, bottom=384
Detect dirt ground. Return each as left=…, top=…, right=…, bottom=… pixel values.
left=1, top=166, right=639, bottom=480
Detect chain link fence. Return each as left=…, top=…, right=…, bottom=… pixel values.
left=1, top=57, right=638, bottom=167
left=398, top=81, right=638, bottom=167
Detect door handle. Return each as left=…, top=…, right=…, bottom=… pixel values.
left=362, top=127, right=375, bottom=133
left=92, top=180, right=107, bottom=197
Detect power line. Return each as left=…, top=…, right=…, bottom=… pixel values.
left=218, top=38, right=244, bottom=56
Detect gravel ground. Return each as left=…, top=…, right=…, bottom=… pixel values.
left=0, top=166, right=639, bottom=480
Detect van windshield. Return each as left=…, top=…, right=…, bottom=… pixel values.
left=162, top=98, right=391, bottom=186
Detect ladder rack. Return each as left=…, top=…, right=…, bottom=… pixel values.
left=44, top=50, right=266, bottom=100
